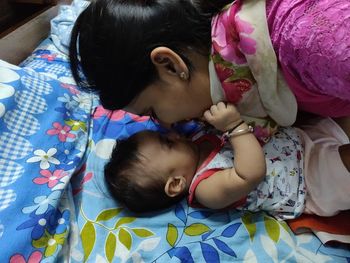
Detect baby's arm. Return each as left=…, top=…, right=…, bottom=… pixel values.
left=195, top=102, right=266, bottom=209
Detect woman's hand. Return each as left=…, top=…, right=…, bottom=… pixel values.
left=203, top=102, right=242, bottom=132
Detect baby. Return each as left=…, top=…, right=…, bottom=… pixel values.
left=105, top=103, right=350, bottom=220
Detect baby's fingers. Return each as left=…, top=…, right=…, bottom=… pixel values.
left=217, top=101, right=227, bottom=110
left=226, top=103, right=237, bottom=112
left=210, top=104, right=219, bottom=115
left=203, top=110, right=214, bottom=122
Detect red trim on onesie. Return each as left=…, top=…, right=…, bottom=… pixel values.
left=192, top=134, right=223, bottom=172
left=188, top=169, right=222, bottom=207
left=188, top=168, right=247, bottom=209
left=188, top=132, right=247, bottom=209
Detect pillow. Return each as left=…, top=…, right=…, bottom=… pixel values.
left=50, top=0, right=89, bottom=55
left=20, top=38, right=74, bottom=85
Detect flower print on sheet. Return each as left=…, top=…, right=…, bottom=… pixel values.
left=26, top=148, right=60, bottom=170
left=32, top=229, right=66, bottom=257
left=57, top=92, right=91, bottom=112
left=17, top=209, right=56, bottom=239
left=33, top=169, right=68, bottom=188
left=54, top=141, right=81, bottom=163
left=47, top=122, right=76, bottom=142
left=22, top=191, right=62, bottom=215
left=10, top=251, right=43, bottom=263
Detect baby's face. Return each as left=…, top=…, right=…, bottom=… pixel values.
left=136, top=130, right=199, bottom=184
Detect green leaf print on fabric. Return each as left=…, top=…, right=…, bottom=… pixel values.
left=114, top=217, right=136, bottom=229
left=264, top=215, right=280, bottom=243
left=96, top=208, right=123, bottom=222
left=242, top=212, right=257, bottom=242
left=184, top=223, right=211, bottom=236
left=166, top=223, right=178, bottom=247
left=105, top=232, right=116, bottom=263
left=119, top=228, right=132, bottom=250
left=132, top=228, right=154, bottom=238
left=81, top=221, right=96, bottom=262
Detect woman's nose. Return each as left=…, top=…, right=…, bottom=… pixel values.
left=157, top=119, right=172, bottom=129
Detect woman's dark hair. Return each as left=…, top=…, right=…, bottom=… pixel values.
left=69, top=0, right=231, bottom=110
left=104, top=132, right=185, bottom=213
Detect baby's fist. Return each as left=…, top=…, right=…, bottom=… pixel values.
left=203, top=102, right=241, bottom=132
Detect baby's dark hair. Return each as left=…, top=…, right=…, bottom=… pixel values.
left=69, top=0, right=232, bottom=110
left=104, top=132, right=186, bottom=213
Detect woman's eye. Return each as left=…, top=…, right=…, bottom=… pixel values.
left=165, top=138, right=173, bottom=147
left=150, top=109, right=158, bottom=121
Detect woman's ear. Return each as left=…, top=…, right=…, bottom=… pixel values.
left=150, top=47, right=189, bottom=80
left=164, top=176, right=187, bottom=197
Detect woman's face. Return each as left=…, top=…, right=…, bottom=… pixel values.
left=126, top=61, right=212, bottom=126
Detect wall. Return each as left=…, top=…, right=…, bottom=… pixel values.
left=0, top=0, right=15, bottom=32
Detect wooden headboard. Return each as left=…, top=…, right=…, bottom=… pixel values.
left=0, top=6, right=58, bottom=65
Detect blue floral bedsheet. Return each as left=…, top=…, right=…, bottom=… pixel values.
left=0, top=50, right=94, bottom=262
left=0, top=39, right=349, bottom=262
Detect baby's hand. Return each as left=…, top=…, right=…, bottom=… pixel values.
left=203, top=102, right=242, bottom=132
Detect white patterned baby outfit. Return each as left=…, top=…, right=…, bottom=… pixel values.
left=188, top=127, right=306, bottom=220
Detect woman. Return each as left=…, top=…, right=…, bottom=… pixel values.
left=69, top=0, right=350, bottom=136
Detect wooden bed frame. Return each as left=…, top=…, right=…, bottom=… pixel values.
left=0, top=5, right=59, bottom=65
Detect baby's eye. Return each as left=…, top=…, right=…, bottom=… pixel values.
left=160, top=134, right=173, bottom=149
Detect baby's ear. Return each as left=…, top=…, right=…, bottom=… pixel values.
left=164, top=176, right=187, bottom=197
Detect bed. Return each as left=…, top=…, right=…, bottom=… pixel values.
left=0, top=1, right=349, bottom=262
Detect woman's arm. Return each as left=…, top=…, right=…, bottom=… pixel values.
left=195, top=102, right=266, bottom=209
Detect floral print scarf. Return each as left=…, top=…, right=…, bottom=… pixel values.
left=210, top=0, right=297, bottom=143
